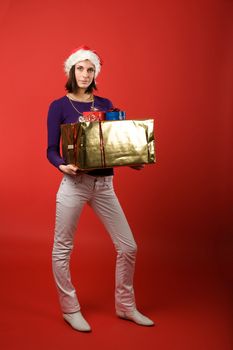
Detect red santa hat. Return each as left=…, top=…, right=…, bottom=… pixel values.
left=64, top=45, right=102, bottom=78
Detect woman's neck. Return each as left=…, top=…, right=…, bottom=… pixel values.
left=69, top=89, right=93, bottom=102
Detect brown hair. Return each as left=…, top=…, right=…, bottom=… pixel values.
left=65, top=65, right=97, bottom=94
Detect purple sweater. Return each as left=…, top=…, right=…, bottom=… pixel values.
left=47, top=95, right=114, bottom=176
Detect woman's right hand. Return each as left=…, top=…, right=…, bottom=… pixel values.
left=59, top=164, right=79, bottom=175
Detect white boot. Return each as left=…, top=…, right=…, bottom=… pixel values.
left=116, top=309, right=154, bottom=326
left=63, top=311, right=91, bottom=332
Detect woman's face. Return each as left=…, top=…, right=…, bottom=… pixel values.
left=74, top=59, right=95, bottom=90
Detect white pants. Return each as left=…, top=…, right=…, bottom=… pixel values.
left=52, top=173, right=137, bottom=314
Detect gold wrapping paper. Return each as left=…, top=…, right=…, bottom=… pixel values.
left=61, top=120, right=155, bottom=170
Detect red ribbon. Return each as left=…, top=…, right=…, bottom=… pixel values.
left=66, top=122, right=106, bottom=169
left=98, top=121, right=106, bottom=168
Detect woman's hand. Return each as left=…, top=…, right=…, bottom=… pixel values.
left=59, top=164, right=79, bottom=175
left=130, top=165, right=145, bottom=170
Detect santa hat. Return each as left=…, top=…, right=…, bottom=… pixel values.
left=64, top=45, right=102, bottom=78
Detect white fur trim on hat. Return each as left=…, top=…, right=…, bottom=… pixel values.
left=64, top=49, right=101, bottom=78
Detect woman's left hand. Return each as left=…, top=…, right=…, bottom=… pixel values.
left=129, top=165, right=145, bottom=170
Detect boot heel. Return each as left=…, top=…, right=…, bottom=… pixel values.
left=116, top=310, right=125, bottom=318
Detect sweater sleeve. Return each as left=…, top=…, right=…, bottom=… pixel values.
left=107, top=98, right=114, bottom=110
left=46, top=100, right=66, bottom=169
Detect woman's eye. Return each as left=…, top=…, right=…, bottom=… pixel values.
left=77, top=66, right=83, bottom=71
left=88, top=68, right=95, bottom=73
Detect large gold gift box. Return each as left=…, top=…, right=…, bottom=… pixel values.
left=61, top=120, right=155, bottom=170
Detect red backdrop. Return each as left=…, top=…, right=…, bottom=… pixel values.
left=0, top=0, right=232, bottom=349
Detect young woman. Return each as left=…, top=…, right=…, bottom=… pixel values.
left=47, top=45, right=154, bottom=332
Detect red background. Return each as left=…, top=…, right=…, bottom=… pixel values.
left=0, top=0, right=232, bottom=349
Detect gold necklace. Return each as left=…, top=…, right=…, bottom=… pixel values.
left=67, top=95, right=95, bottom=115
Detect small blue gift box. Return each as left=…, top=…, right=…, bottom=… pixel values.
left=105, top=110, right=126, bottom=120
